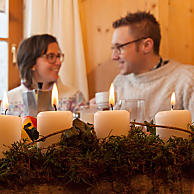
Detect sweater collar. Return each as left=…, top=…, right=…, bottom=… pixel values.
left=119, top=60, right=181, bottom=83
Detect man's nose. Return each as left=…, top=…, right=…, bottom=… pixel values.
left=112, top=50, right=120, bottom=61
left=55, top=57, right=61, bottom=65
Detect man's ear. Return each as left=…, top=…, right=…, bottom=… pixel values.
left=142, top=38, right=154, bottom=54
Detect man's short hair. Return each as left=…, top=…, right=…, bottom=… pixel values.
left=112, top=11, right=161, bottom=54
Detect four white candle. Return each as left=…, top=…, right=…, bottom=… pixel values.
left=155, top=92, right=192, bottom=141
left=94, top=83, right=130, bottom=138
left=1, top=86, right=191, bottom=157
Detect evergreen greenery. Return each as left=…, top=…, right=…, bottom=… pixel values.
left=0, top=119, right=193, bottom=191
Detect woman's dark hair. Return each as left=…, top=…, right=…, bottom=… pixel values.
left=17, top=34, right=58, bottom=89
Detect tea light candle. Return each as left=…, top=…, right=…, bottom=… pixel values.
left=94, top=83, right=130, bottom=138
left=0, top=92, right=22, bottom=158
left=155, top=92, right=192, bottom=141
left=37, top=83, right=73, bottom=148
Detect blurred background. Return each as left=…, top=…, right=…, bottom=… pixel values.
left=0, top=0, right=194, bottom=102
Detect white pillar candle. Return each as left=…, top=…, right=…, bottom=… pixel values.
left=155, top=110, right=192, bottom=141
left=94, top=110, right=130, bottom=138
left=155, top=92, right=192, bottom=141
left=0, top=115, right=22, bottom=158
left=37, top=83, right=73, bottom=148
left=37, top=111, right=73, bottom=148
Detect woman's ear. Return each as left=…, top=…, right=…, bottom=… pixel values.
left=32, top=66, right=36, bottom=71
left=142, top=38, right=154, bottom=54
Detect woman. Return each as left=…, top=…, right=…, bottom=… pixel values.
left=7, top=34, right=86, bottom=116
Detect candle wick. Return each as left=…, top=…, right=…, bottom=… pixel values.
left=5, top=109, right=8, bottom=115
left=54, top=104, right=57, bottom=111
left=171, top=105, right=174, bottom=111
left=110, top=104, right=113, bottom=111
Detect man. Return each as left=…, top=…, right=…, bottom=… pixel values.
left=112, top=11, right=194, bottom=121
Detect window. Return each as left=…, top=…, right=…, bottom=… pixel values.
left=0, top=0, right=23, bottom=100
left=0, top=0, right=9, bottom=99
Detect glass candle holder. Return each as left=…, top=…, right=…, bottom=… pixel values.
left=80, top=105, right=99, bottom=124
left=119, top=99, right=145, bottom=122
left=95, top=91, right=109, bottom=110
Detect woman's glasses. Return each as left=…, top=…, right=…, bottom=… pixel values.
left=43, top=53, right=64, bottom=64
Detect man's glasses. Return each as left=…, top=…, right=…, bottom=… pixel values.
left=43, top=53, right=64, bottom=64
left=111, top=37, right=148, bottom=54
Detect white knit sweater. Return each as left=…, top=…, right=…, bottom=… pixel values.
left=113, top=60, right=194, bottom=121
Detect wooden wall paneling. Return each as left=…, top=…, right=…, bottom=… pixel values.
left=158, top=0, right=169, bottom=60
left=191, top=0, right=194, bottom=64
left=167, top=0, right=193, bottom=65
left=79, top=0, right=120, bottom=98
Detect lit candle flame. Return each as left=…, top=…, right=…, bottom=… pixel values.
left=51, top=83, right=58, bottom=111
left=171, top=92, right=176, bottom=110
left=2, top=91, right=9, bottom=114
left=109, top=83, right=115, bottom=110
